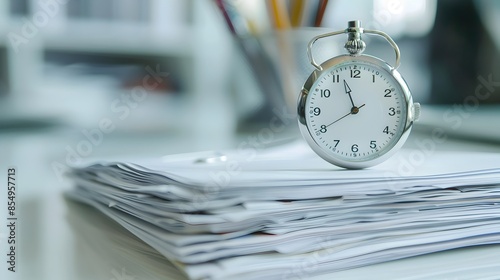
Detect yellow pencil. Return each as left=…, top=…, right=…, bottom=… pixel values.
left=290, top=0, right=305, bottom=28
left=268, top=0, right=290, bottom=29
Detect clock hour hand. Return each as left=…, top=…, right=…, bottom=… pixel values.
left=343, top=80, right=356, bottom=108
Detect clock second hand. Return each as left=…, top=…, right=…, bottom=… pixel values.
left=325, top=104, right=365, bottom=128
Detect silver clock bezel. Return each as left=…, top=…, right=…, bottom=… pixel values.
left=298, top=54, right=416, bottom=169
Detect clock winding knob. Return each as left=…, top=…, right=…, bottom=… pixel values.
left=413, top=103, right=421, bottom=121
left=344, top=20, right=366, bottom=56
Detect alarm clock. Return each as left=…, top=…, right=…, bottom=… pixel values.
left=298, top=20, right=420, bottom=169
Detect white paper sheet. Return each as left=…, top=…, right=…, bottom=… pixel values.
left=67, top=141, right=500, bottom=279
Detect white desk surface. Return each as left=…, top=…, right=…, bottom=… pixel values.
left=1, top=126, right=500, bottom=280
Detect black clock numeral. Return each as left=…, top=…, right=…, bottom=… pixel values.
left=388, top=107, right=396, bottom=116
left=332, top=74, right=339, bottom=83
left=351, top=144, right=359, bottom=152
left=320, top=89, right=331, bottom=98
left=350, top=69, right=361, bottom=78
left=333, top=139, right=340, bottom=147
left=370, top=140, right=377, bottom=149
left=372, top=75, right=375, bottom=83
left=383, top=126, right=389, bottom=134
left=384, top=89, right=392, bottom=97
left=313, top=107, right=321, bottom=116
left=319, top=125, right=327, bottom=133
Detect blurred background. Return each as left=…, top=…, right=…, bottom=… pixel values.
left=0, top=0, right=499, bottom=149
left=1, top=1, right=500, bottom=279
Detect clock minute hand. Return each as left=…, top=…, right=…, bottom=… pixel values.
left=326, top=103, right=366, bottom=128
left=343, top=79, right=356, bottom=108
left=326, top=111, right=351, bottom=128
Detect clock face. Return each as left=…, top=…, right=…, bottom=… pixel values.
left=303, top=58, right=409, bottom=166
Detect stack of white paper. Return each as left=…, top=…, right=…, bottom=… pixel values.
left=67, top=142, right=500, bottom=279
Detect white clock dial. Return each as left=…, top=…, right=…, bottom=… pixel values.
left=305, top=60, right=407, bottom=163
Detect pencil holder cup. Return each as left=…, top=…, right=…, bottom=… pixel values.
left=229, top=28, right=347, bottom=126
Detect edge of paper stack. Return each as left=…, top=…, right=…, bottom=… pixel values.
left=66, top=141, right=500, bottom=279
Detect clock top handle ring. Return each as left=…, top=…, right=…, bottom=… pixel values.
left=307, top=20, right=401, bottom=71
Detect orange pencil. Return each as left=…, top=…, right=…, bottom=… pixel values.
left=314, top=0, right=329, bottom=27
